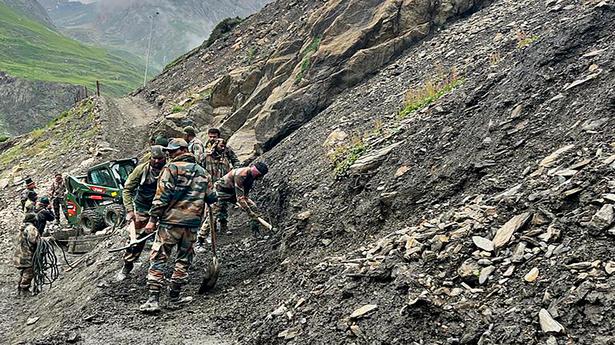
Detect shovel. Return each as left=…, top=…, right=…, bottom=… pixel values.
left=198, top=204, right=220, bottom=294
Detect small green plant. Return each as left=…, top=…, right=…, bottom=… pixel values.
left=247, top=47, right=256, bottom=62
left=171, top=105, right=184, bottom=113
left=398, top=68, right=463, bottom=119
left=516, top=31, right=539, bottom=48
left=0, top=135, right=9, bottom=143
left=295, top=36, right=322, bottom=84
left=327, top=136, right=366, bottom=176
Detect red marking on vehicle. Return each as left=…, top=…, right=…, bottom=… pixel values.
left=89, top=195, right=103, bottom=200
left=67, top=201, right=77, bottom=216
left=90, top=186, right=106, bottom=193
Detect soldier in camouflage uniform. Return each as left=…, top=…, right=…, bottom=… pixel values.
left=205, top=128, right=241, bottom=166
left=49, top=173, right=66, bottom=223
left=214, top=162, right=269, bottom=237
left=116, top=146, right=166, bottom=281
left=139, top=138, right=215, bottom=313
left=183, top=126, right=206, bottom=167
left=197, top=138, right=241, bottom=247
left=23, top=190, right=38, bottom=214
left=14, top=213, right=40, bottom=295
left=20, top=177, right=37, bottom=211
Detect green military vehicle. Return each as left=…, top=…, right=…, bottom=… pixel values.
left=64, top=158, right=138, bottom=233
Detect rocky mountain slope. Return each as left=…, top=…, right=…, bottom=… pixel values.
left=0, top=1, right=144, bottom=135
left=0, top=0, right=54, bottom=27
left=0, top=0, right=614, bottom=344
left=41, top=0, right=272, bottom=72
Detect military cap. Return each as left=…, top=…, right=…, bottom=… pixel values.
left=39, top=196, right=50, bottom=205
left=164, top=138, right=189, bottom=151
left=183, top=126, right=197, bottom=136
left=151, top=145, right=165, bottom=159
left=154, top=135, right=169, bottom=147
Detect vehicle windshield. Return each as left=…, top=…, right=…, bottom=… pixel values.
left=88, top=168, right=117, bottom=188
left=112, top=161, right=136, bottom=188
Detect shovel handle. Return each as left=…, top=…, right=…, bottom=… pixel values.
left=208, top=204, right=217, bottom=256
left=256, top=217, right=273, bottom=231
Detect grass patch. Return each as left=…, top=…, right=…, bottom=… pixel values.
left=0, top=3, right=143, bottom=95
left=516, top=31, right=539, bottom=48
left=295, top=36, right=321, bottom=84
left=328, top=137, right=366, bottom=176
left=398, top=68, right=463, bottom=119
left=171, top=105, right=184, bottom=113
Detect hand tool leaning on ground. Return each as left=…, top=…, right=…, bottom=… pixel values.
left=235, top=202, right=274, bottom=231
left=198, top=204, right=220, bottom=294
left=108, top=220, right=155, bottom=253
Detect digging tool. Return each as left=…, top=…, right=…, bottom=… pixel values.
left=107, top=232, right=155, bottom=253
left=198, top=205, right=220, bottom=294
left=235, top=202, right=275, bottom=232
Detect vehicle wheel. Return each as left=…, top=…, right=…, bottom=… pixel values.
left=104, top=204, right=126, bottom=227
left=79, top=209, right=105, bottom=233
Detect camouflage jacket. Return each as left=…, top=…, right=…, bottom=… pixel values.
left=205, top=151, right=232, bottom=183
left=206, top=140, right=241, bottom=168
left=188, top=137, right=206, bottom=167
left=14, top=222, right=39, bottom=268
left=150, top=153, right=213, bottom=228
left=123, top=161, right=162, bottom=213
left=49, top=179, right=66, bottom=198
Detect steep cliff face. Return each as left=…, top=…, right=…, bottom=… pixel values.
left=0, top=72, right=80, bottom=135
left=139, top=0, right=490, bottom=160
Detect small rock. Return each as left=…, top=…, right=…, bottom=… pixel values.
left=322, top=239, right=332, bottom=246
left=493, top=213, right=531, bottom=248
left=350, top=304, right=378, bottom=319
left=472, top=236, right=494, bottom=251
left=323, top=129, right=348, bottom=147
left=546, top=335, right=558, bottom=345
left=479, top=266, right=496, bottom=285
left=605, top=261, right=615, bottom=275
left=539, top=309, right=565, bottom=333
left=350, top=324, right=364, bottom=338
left=524, top=267, right=539, bottom=282
left=295, top=211, right=311, bottom=221
left=589, top=204, right=614, bottom=231
left=539, top=144, right=575, bottom=167
left=26, top=317, right=39, bottom=325
left=511, top=242, right=526, bottom=263
left=395, top=165, right=411, bottom=177
left=503, top=265, right=515, bottom=277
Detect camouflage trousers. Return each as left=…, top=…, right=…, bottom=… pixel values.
left=146, top=225, right=197, bottom=292
left=18, top=267, right=34, bottom=289
left=52, top=197, right=66, bottom=222
left=197, top=202, right=229, bottom=239
left=123, top=212, right=150, bottom=265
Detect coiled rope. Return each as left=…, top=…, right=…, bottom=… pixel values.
left=31, top=238, right=60, bottom=294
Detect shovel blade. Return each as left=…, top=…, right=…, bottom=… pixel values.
left=198, top=256, right=220, bottom=294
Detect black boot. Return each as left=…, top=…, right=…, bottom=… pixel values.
left=139, top=291, right=160, bottom=313
left=116, top=262, right=133, bottom=281
left=167, top=283, right=192, bottom=309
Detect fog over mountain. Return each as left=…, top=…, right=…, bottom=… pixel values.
left=39, top=0, right=271, bottom=73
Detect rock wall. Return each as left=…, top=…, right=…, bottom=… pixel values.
left=0, top=72, right=80, bottom=135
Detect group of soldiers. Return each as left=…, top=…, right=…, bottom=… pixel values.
left=15, top=174, right=67, bottom=294
left=14, top=125, right=269, bottom=312
left=118, top=126, right=268, bottom=313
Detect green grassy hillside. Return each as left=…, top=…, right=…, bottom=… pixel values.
left=0, top=3, right=144, bottom=95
